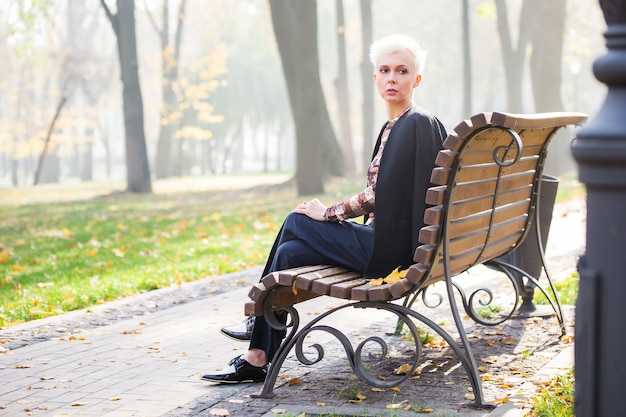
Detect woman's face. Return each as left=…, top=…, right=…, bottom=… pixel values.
left=374, top=49, right=421, bottom=107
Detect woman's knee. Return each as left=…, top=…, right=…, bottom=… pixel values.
left=272, top=240, right=316, bottom=270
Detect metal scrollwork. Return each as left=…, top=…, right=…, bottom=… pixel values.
left=420, top=285, right=444, bottom=308
left=493, top=128, right=523, bottom=167
left=254, top=299, right=491, bottom=407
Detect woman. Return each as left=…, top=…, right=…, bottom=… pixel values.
left=202, top=33, right=446, bottom=384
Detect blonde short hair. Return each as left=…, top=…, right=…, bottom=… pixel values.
left=369, top=34, right=427, bottom=75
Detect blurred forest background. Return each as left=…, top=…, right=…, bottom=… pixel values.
left=0, top=0, right=607, bottom=196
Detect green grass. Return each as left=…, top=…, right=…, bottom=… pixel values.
left=0, top=175, right=361, bottom=327
left=533, top=272, right=579, bottom=306
left=528, top=369, right=574, bottom=417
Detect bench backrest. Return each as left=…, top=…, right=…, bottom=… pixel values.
left=404, top=111, right=587, bottom=292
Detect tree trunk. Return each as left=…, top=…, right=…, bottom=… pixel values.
left=494, top=0, right=533, bottom=113
left=153, top=0, right=188, bottom=179
left=335, top=0, right=355, bottom=174
left=360, top=0, right=374, bottom=171
left=529, top=0, right=569, bottom=175
left=101, top=0, right=152, bottom=193
left=269, top=0, right=343, bottom=196
left=529, top=0, right=566, bottom=112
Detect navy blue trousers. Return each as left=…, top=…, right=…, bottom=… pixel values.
left=249, top=212, right=374, bottom=361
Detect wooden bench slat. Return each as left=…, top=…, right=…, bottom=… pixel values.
left=452, top=157, right=538, bottom=180
left=294, top=266, right=355, bottom=290
left=388, top=278, right=417, bottom=299
left=489, top=111, right=587, bottom=129
left=354, top=282, right=392, bottom=301
left=245, top=300, right=263, bottom=317
left=276, top=265, right=335, bottom=286
left=425, top=185, right=447, bottom=206
left=308, top=271, right=364, bottom=294
left=329, top=278, right=369, bottom=299
left=406, top=263, right=429, bottom=285
left=435, top=149, right=457, bottom=167
left=248, top=282, right=268, bottom=301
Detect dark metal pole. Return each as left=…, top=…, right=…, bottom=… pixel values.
left=571, top=2, right=626, bottom=416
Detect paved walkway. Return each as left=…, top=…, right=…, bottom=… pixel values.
left=0, top=197, right=585, bottom=417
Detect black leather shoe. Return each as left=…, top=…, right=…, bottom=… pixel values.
left=201, top=356, right=268, bottom=383
left=220, top=317, right=254, bottom=341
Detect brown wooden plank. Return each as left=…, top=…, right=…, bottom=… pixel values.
left=435, top=149, right=458, bottom=168
left=418, top=225, right=440, bottom=245
left=420, top=202, right=531, bottom=247
left=423, top=205, right=443, bottom=226
left=489, top=111, right=587, bottom=130
left=447, top=189, right=531, bottom=222
left=405, top=263, right=429, bottom=286
left=425, top=186, right=447, bottom=206
left=245, top=300, right=263, bottom=317
left=414, top=243, right=436, bottom=265
left=276, top=265, right=333, bottom=286
left=260, top=272, right=281, bottom=292
left=308, top=271, right=364, bottom=295
left=449, top=196, right=496, bottom=220
left=430, top=167, right=450, bottom=186
left=451, top=158, right=538, bottom=183
left=452, top=119, right=475, bottom=140
left=388, top=278, right=416, bottom=299
left=294, top=266, right=353, bottom=291
left=329, top=278, right=369, bottom=299
left=248, top=282, right=268, bottom=301
left=449, top=180, right=498, bottom=202
left=469, top=112, right=493, bottom=128
left=447, top=202, right=529, bottom=239
left=349, top=282, right=392, bottom=301
left=361, top=283, right=392, bottom=301
left=488, top=215, right=529, bottom=242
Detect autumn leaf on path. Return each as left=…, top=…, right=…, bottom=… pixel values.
left=348, top=393, right=367, bottom=403
left=386, top=399, right=408, bottom=409
left=287, top=377, right=301, bottom=386
left=394, top=363, right=419, bottom=376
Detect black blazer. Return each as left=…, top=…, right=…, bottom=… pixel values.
left=363, top=106, right=446, bottom=278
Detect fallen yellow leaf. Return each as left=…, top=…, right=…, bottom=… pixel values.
left=369, top=278, right=384, bottom=286
left=393, top=363, right=413, bottom=375
left=386, top=400, right=406, bottom=410
left=287, top=377, right=301, bottom=386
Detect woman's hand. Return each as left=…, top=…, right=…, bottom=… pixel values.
left=292, top=198, right=328, bottom=221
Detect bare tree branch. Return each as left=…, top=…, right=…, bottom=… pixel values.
left=33, top=80, right=72, bottom=186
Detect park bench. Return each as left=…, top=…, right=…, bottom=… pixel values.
left=244, top=111, right=588, bottom=407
